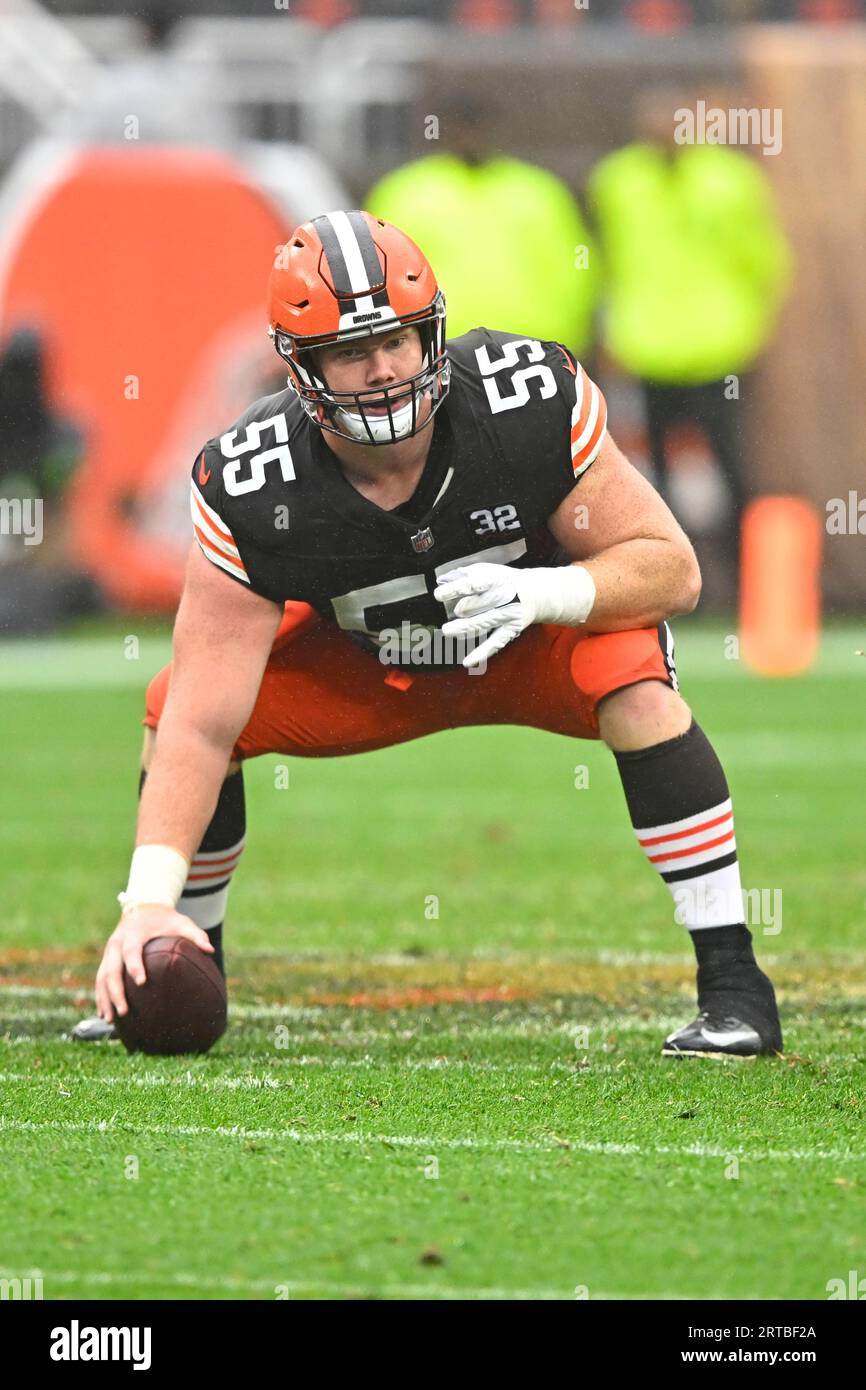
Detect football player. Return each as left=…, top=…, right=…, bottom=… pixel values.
left=76, top=210, right=782, bottom=1059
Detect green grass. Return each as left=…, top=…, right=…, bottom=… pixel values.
left=0, top=616, right=864, bottom=1300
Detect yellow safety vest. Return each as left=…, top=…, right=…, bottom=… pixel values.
left=367, top=153, right=599, bottom=354
left=588, top=142, right=793, bottom=383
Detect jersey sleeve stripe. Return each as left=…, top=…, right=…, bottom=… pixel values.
left=571, top=417, right=606, bottom=479
left=192, top=519, right=244, bottom=569
left=572, top=388, right=606, bottom=460
left=189, top=482, right=249, bottom=584
left=191, top=499, right=243, bottom=564
left=570, top=371, right=608, bottom=477
left=191, top=480, right=235, bottom=546
left=189, top=482, right=245, bottom=561
left=193, top=526, right=250, bottom=585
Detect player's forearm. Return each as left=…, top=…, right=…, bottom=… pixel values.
left=135, top=719, right=235, bottom=863
left=579, top=539, right=701, bottom=632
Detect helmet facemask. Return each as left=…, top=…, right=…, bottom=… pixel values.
left=271, top=292, right=450, bottom=446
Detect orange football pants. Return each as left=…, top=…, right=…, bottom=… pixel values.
left=143, top=603, right=677, bottom=761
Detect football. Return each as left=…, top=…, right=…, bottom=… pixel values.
left=114, top=937, right=227, bottom=1056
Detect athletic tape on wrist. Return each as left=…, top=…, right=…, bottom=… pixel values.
left=525, top=565, right=596, bottom=625
left=118, top=845, right=190, bottom=914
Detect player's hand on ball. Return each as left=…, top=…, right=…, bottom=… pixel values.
left=434, top=563, right=528, bottom=668
left=95, top=905, right=214, bottom=1023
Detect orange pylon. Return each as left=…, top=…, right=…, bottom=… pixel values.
left=740, top=496, right=823, bottom=676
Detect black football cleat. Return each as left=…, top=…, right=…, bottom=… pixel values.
left=71, top=1014, right=117, bottom=1043
left=662, top=1009, right=782, bottom=1059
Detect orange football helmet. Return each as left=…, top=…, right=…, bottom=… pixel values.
left=267, top=209, right=449, bottom=445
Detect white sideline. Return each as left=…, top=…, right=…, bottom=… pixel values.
left=0, top=1116, right=863, bottom=1165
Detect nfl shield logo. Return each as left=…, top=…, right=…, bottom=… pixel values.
left=410, top=527, right=434, bottom=553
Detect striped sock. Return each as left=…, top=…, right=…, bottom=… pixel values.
left=613, top=720, right=779, bottom=1034
left=613, top=719, right=744, bottom=931
left=177, top=771, right=245, bottom=975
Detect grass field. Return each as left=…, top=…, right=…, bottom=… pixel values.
left=1, top=616, right=864, bottom=1301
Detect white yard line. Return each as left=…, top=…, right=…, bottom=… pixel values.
left=0, top=1266, right=682, bottom=1300
left=0, top=1061, right=656, bottom=1084
left=0, top=1069, right=283, bottom=1089
left=0, top=1116, right=863, bottom=1165
left=0, top=1016, right=851, bottom=1052
left=0, top=1005, right=849, bottom=1040
left=227, top=1002, right=686, bottom=1021
left=1, top=1042, right=860, bottom=1062
left=0, top=1013, right=716, bottom=1039
left=0, top=986, right=92, bottom=999
left=0, top=1007, right=686, bottom=1031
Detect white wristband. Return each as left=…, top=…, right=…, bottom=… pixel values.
left=118, top=845, right=190, bottom=915
left=520, top=565, right=596, bottom=626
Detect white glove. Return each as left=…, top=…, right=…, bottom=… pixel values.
left=434, top=562, right=596, bottom=669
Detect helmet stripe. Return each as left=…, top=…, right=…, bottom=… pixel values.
left=328, top=209, right=378, bottom=296
left=344, top=210, right=386, bottom=292
left=311, top=212, right=356, bottom=299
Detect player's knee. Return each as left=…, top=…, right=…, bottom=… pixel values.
left=602, top=678, right=681, bottom=717
left=597, top=679, right=691, bottom=750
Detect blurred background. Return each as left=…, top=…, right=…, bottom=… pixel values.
left=0, top=0, right=862, bottom=645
